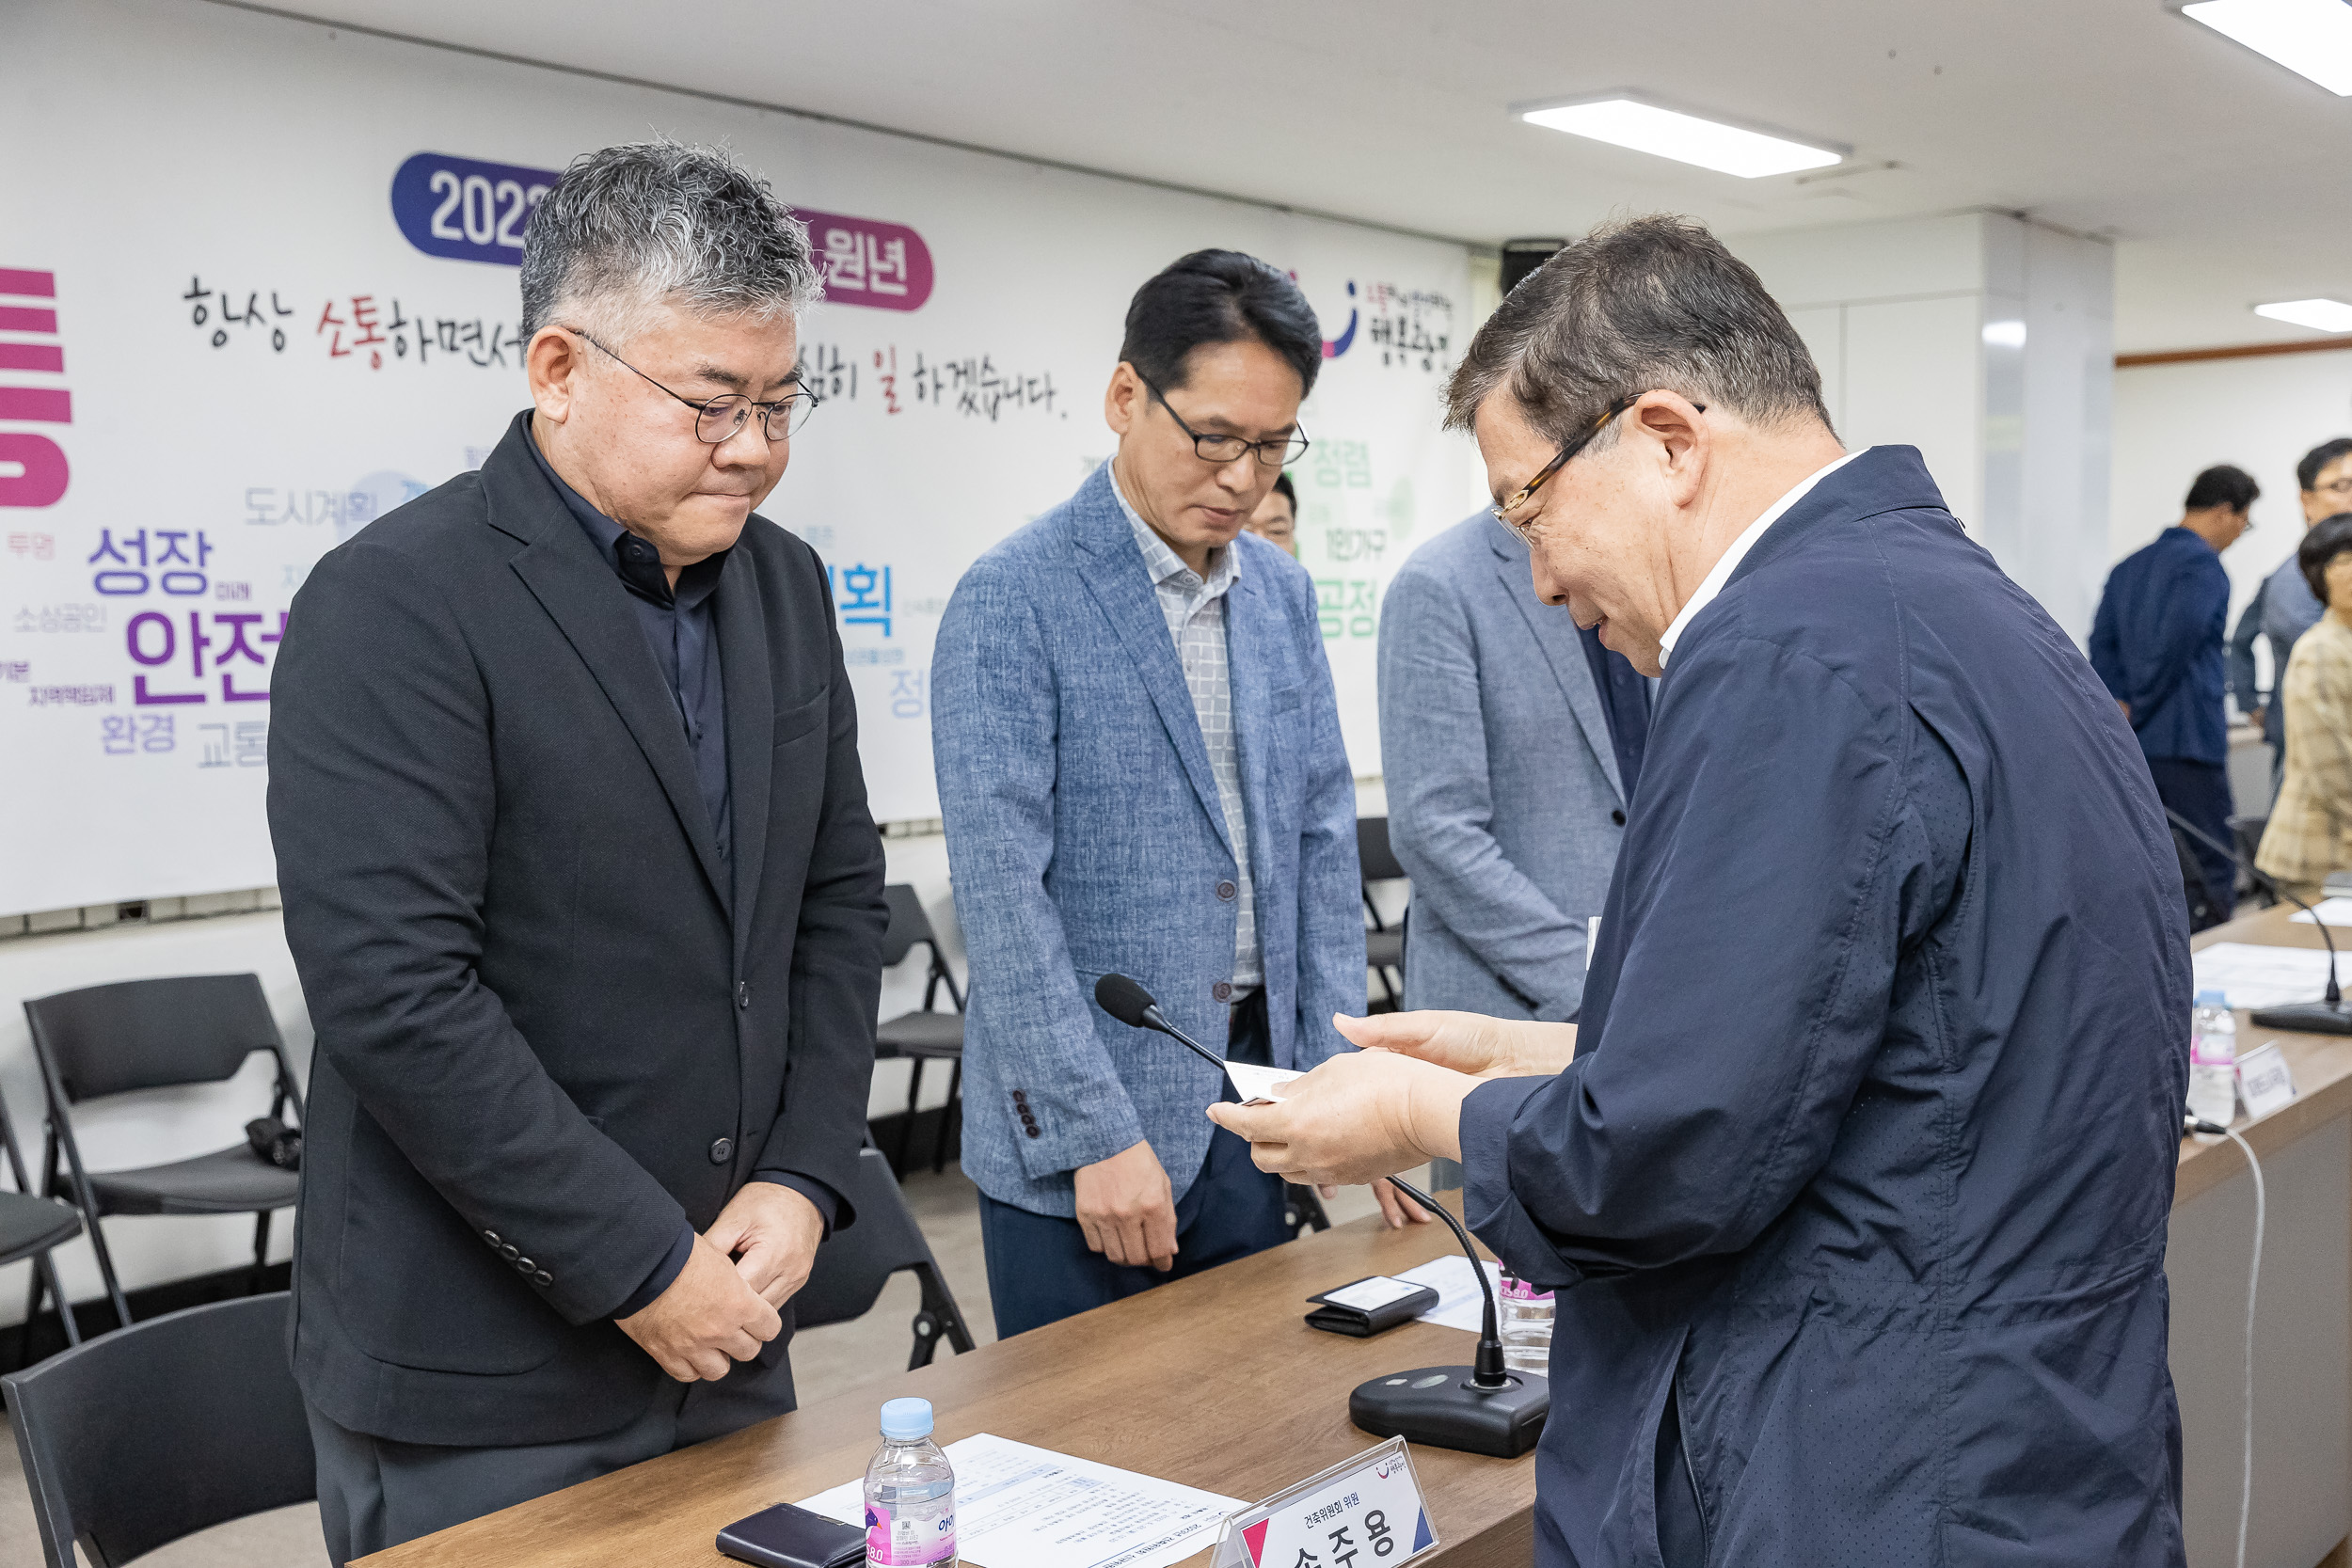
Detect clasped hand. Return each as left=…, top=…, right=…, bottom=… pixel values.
left=616, top=1180, right=824, bottom=1383
left=1204, top=1009, right=1576, bottom=1186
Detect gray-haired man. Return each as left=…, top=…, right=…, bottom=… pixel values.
left=269, top=140, right=885, bottom=1561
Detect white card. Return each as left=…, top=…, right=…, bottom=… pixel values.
left=1321, top=1275, right=1424, bottom=1312
left=1225, top=1061, right=1304, bottom=1104
left=2237, top=1041, right=2297, bottom=1119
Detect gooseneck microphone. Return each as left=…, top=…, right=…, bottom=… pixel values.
left=1092, top=974, right=1547, bottom=1457
left=2166, top=808, right=2352, bottom=1035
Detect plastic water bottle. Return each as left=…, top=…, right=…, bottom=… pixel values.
left=864, top=1398, right=956, bottom=1567
left=1497, top=1265, right=1554, bottom=1375
left=2187, top=989, right=2238, bottom=1129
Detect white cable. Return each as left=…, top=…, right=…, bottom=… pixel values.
left=2217, top=1124, right=2265, bottom=1568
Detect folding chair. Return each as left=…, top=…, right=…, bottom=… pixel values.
left=873, top=885, right=966, bottom=1177
left=0, top=1077, right=84, bottom=1361
left=795, top=1147, right=977, bottom=1370
left=23, top=974, right=302, bottom=1330
left=4, top=1291, right=313, bottom=1568
left=1358, top=816, right=1409, bottom=1011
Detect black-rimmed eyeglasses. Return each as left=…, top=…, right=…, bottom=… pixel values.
left=1138, top=372, right=1310, bottom=469
left=565, top=326, right=819, bottom=443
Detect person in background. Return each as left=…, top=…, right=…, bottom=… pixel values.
left=2090, top=463, right=2258, bottom=914
left=269, top=142, right=884, bottom=1564
left=1245, top=469, right=1298, bottom=555
left=2230, top=436, right=2352, bottom=776
left=931, top=250, right=1424, bottom=1340
left=2257, top=513, right=2352, bottom=905
left=1377, top=506, right=1647, bottom=1021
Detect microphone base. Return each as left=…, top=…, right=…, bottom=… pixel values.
left=1349, top=1365, right=1549, bottom=1459
left=2249, top=1000, right=2352, bottom=1036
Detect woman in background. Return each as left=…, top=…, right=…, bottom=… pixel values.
left=2257, top=513, right=2352, bottom=904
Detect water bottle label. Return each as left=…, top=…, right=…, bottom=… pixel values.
left=1499, top=1275, right=1553, bottom=1303
left=865, top=1502, right=955, bottom=1565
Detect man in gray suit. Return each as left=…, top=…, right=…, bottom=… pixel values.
left=1378, top=512, right=1649, bottom=1019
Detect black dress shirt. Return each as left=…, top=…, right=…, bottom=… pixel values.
left=526, top=431, right=839, bottom=1317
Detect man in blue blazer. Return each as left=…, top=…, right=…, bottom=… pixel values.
left=1379, top=513, right=1647, bottom=1020
left=933, top=251, right=1415, bottom=1338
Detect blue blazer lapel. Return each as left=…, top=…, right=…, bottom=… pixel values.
left=1488, top=521, right=1625, bottom=804
left=1070, top=469, right=1235, bottom=856
left=714, top=548, right=771, bottom=950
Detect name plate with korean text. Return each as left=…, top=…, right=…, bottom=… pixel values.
left=2238, top=1041, right=2297, bottom=1119
left=1210, top=1436, right=1437, bottom=1568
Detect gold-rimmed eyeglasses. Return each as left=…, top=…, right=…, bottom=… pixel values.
left=1491, top=393, right=1705, bottom=542
left=565, top=325, right=820, bottom=443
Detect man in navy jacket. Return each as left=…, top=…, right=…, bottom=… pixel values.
left=2090, top=463, right=2257, bottom=913
left=1213, top=216, right=2188, bottom=1567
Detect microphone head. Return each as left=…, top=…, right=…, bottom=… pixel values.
left=1094, top=974, right=1160, bottom=1030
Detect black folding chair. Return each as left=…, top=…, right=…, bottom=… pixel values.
left=0, top=1078, right=84, bottom=1361
left=1358, top=816, right=1409, bottom=1011
left=23, top=974, right=303, bottom=1331
left=795, top=1147, right=977, bottom=1370
left=4, top=1291, right=314, bottom=1568
left=873, top=885, right=966, bottom=1177
left=2230, top=814, right=2272, bottom=908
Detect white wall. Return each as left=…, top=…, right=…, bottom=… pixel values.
left=1730, top=212, right=2117, bottom=642
left=2109, top=349, right=2352, bottom=643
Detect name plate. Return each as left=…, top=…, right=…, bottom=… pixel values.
left=1210, top=1436, right=1438, bottom=1567
left=2238, top=1041, right=2297, bottom=1119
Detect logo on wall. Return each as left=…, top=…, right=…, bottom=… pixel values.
left=0, top=267, right=69, bottom=509
left=389, top=152, right=933, bottom=310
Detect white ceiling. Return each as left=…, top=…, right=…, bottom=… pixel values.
left=246, top=0, right=2352, bottom=353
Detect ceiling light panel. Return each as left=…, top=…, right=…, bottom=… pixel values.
left=1518, top=97, right=1844, bottom=179
left=2180, top=0, right=2352, bottom=95
left=2255, top=298, right=2352, bottom=331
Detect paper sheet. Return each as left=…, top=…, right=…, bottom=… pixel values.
left=2191, top=941, right=2344, bottom=1010
left=797, top=1433, right=1243, bottom=1568
left=2288, top=896, right=2352, bottom=928
left=1225, top=1061, right=1303, bottom=1104
left=1321, top=1275, right=1426, bottom=1312
left=1394, top=1253, right=1504, bottom=1334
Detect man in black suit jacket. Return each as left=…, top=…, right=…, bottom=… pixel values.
left=268, top=140, right=886, bottom=1564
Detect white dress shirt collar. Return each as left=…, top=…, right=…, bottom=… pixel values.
left=1656, top=451, right=1861, bottom=669
left=1107, top=464, right=1239, bottom=597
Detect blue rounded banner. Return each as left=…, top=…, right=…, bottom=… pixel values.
left=390, top=152, right=563, bottom=267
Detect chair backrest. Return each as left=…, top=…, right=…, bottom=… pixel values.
left=3, top=1292, right=314, bottom=1568
left=878, top=885, right=938, bottom=972
left=24, top=974, right=285, bottom=1103
left=796, top=1148, right=949, bottom=1329
left=1358, top=816, right=1407, bottom=884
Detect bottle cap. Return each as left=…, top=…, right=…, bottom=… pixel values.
left=880, top=1397, right=934, bottom=1440
left=2196, top=990, right=2230, bottom=1009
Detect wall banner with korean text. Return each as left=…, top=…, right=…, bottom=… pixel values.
left=0, top=0, right=1478, bottom=914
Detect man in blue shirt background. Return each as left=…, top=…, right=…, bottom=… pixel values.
left=2091, top=463, right=2258, bottom=915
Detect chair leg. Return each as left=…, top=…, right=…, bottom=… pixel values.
left=37, top=1252, right=77, bottom=1349
left=251, top=1210, right=273, bottom=1293
left=931, top=1060, right=962, bottom=1176
left=893, top=1058, right=924, bottom=1180
left=81, top=1212, right=134, bottom=1331
left=1379, top=965, right=1402, bottom=1010
left=22, top=1252, right=47, bottom=1357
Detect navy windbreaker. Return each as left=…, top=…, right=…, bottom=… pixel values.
left=1461, top=447, right=2189, bottom=1566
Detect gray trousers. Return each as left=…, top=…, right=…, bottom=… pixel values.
left=306, top=1356, right=796, bottom=1565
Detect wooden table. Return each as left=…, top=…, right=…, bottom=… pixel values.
left=2177, top=903, right=2352, bottom=1568
left=360, top=1196, right=1534, bottom=1567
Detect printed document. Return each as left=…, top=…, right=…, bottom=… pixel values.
left=1394, top=1253, right=1504, bottom=1334
left=799, top=1432, right=1242, bottom=1568
left=2191, top=942, right=2342, bottom=1011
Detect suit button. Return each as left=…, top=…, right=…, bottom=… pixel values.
left=482, top=1230, right=501, bottom=1247
left=1212, top=981, right=1232, bottom=1002
left=1011, top=1089, right=1027, bottom=1104
left=1025, top=1125, right=1041, bottom=1138
left=1216, top=879, right=1236, bottom=901
left=1611, top=809, right=1627, bottom=826
left=737, top=982, right=751, bottom=1010
left=533, top=1270, right=552, bottom=1287
left=710, top=1137, right=735, bottom=1164
left=501, top=1244, right=518, bottom=1260
left=515, top=1257, right=533, bottom=1273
